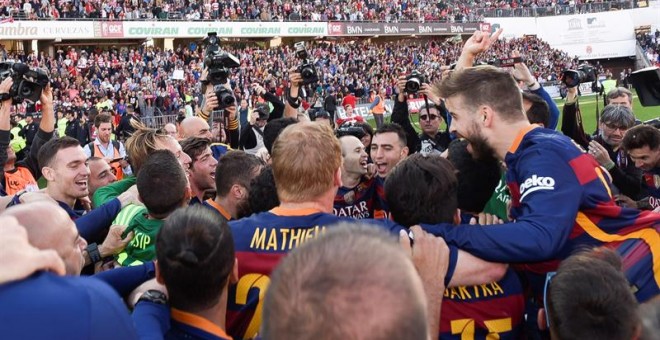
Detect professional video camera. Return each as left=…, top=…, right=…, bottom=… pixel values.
left=335, top=122, right=366, bottom=139
left=294, top=42, right=319, bottom=85
left=0, top=62, right=49, bottom=104
left=405, top=70, right=426, bottom=93
left=561, top=63, right=598, bottom=89
left=203, top=32, right=240, bottom=111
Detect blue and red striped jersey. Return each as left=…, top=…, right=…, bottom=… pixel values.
left=439, top=269, right=525, bottom=340
left=226, top=208, right=377, bottom=339
left=334, top=176, right=378, bottom=219
left=641, top=168, right=660, bottom=210
left=424, top=126, right=660, bottom=302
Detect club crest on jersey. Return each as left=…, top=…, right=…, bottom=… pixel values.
left=344, top=191, right=355, bottom=205
left=519, top=175, right=555, bottom=201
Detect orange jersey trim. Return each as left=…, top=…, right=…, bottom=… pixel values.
left=205, top=199, right=232, bottom=220
left=508, top=125, right=540, bottom=154
left=270, top=207, right=324, bottom=216
left=171, top=308, right=233, bottom=340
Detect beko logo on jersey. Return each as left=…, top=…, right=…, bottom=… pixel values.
left=519, top=175, right=555, bottom=200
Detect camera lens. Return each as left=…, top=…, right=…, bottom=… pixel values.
left=406, top=78, right=421, bottom=93
left=302, top=67, right=314, bottom=79
left=20, top=85, right=33, bottom=97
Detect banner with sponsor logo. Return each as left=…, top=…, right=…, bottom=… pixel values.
left=0, top=21, right=94, bottom=39
left=327, top=22, right=479, bottom=36
left=536, top=11, right=635, bottom=59
left=121, top=21, right=327, bottom=38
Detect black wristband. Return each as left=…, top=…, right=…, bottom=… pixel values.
left=86, top=243, right=102, bottom=264
left=286, top=89, right=301, bottom=109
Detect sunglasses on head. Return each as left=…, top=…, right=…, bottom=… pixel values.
left=420, top=114, right=439, bottom=121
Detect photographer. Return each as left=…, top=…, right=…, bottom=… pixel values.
left=238, top=82, right=284, bottom=155
left=561, top=86, right=644, bottom=200
left=0, top=74, right=56, bottom=195
left=390, top=75, right=450, bottom=156
left=198, top=69, right=240, bottom=149
left=283, top=67, right=307, bottom=119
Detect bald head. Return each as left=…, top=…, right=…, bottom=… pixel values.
left=163, top=123, right=177, bottom=139
left=4, top=201, right=87, bottom=275
left=180, top=117, right=212, bottom=139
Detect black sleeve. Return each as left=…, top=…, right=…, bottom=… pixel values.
left=390, top=98, right=420, bottom=153
left=22, top=128, right=54, bottom=179
left=228, top=126, right=240, bottom=149
left=609, top=162, right=645, bottom=200
left=239, top=125, right=257, bottom=150
left=560, top=102, right=590, bottom=149
left=0, top=130, right=9, bottom=171
left=263, top=92, right=284, bottom=121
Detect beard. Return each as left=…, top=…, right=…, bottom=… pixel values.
left=235, top=197, right=252, bottom=219
left=466, top=123, right=498, bottom=163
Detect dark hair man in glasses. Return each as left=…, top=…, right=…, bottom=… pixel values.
left=391, top=75, right=451, bottom=156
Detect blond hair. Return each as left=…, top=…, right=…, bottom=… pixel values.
left=271, top=122, right=341, bottom=203
left=124, top=120, right=170, bottom=174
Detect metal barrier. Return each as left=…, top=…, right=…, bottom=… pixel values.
left=140, top=114, right=178, bottom=130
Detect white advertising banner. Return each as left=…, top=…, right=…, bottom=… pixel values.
left=554, top=40, right=637, bottom=60
left=536, top=11, right=635, bottom=46
left=482, top=17, right=538, bottom=38
left=0, top=21, right=95, bottom=39
left=121, top=21, right=327, bottom=38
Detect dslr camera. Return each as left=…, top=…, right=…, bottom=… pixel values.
left=0, top=62, right=49, bottom=104
left=294, top=42, right=318, bottom=85
left=204, top=32, right=240, bottom=110
left=561, top=63, right=597, bottom=88
left=405, top=70, right=426, bottom=93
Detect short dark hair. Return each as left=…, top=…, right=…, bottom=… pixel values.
left=137, top=150, right=188, bottom=218
left=180, top=137, right=211, bottom=166
left=547, top=248, right=639, bottom=340
left=385, top=153, right=458, bottom=226
left=374, top=123, right=407, bottom=148
left=215, top=150, right=264, bottom=198
left=156, top=205, right=234, bottom=312
left=38, top=137, right=80, bottom=169
left=606, top=87, right=633, bottom=104
left=435, top=66, right=525, bottom=122
left=622, top=125, right=660, bottom=151
left=355, top=122, right=373, bottom=139
left=248, top=166, right=279, bottom=214
left=263, top=225, right=428, bottom=340
left=263, top=117, right=298, bottom=154
left=447, top=139, right=502, bottom=214
left=522, top=92, right=550, bottom=127
left=94, top=113, right=113, bottom=128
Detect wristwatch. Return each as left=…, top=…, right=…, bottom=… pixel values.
left=0, top=93, right=10, bottom=102
left=138, top=289, right=168, bottom=305
left=86, top=243, right=102, bottom=265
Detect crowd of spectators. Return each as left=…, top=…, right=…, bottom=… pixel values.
left=0, top=0, right=638, bottom=22
left=0, top=35, right=576, bottom=127
left=637, top=29, right=660, bottom=67
left=0, top=26, right=659, bottom=340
